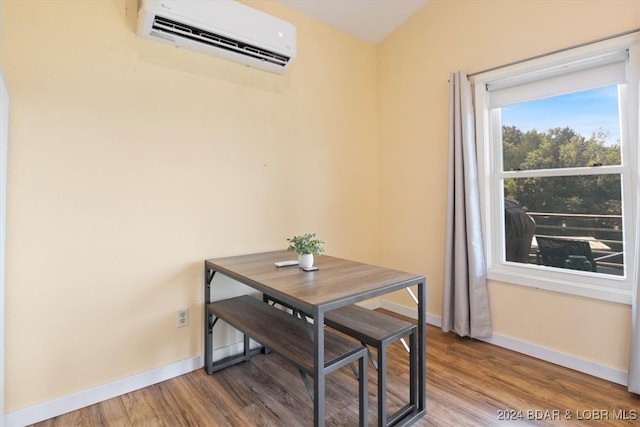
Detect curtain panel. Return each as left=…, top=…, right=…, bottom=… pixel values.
left=442, top=71, right=491, bottom=338
left=630, top=218, right=640, bottom=393
left=628, top=44, right=640, bottom=393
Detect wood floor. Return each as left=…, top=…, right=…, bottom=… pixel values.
left=32, top=312, right=640, bottom=426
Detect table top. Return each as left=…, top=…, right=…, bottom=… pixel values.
left=205, top=250, right=424, bottom=311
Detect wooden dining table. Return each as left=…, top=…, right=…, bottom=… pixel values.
left=204, top=250, right=427, bottom=426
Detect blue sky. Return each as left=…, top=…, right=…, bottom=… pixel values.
left=501, top=85, right=621, bottom=144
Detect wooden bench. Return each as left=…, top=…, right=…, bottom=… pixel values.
left=324, top=305, right=417, bottom=427
left=207, top=295, right=368, bottom=425
left=265, top=296, right=418, bottom=427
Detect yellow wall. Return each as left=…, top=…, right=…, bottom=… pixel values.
left=0, top=0, right=379, bottom=411
left=2, top=0, right=639, bottom=415
left=378, top=0, right=638, bottom=370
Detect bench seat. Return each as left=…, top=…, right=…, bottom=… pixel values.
left=264, top=294, right=418, bottom=427
left=324, top=304, right=418, bottom=427
left=207, top=295, right=368, bottom=425
left=324, top=304, right=415, bottom=344
left=208, top=295, right=365, bottom=375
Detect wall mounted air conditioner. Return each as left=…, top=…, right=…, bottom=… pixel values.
left=137, top=0, right=296, bottom=74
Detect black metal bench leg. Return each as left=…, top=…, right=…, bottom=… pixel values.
left=377, top=330, right=418, bottom=427
left=409, top=330, right=417, bottom=407
left=359, top=349, right=368, bottom=427
left=378, top=342, right=387, bottom=426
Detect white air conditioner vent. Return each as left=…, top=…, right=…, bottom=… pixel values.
left=138, top=0, right=296, bottom=74
left=151, top=16, right=291, bottom=67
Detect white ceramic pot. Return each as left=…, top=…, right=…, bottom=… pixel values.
left=298, top=253, right=314, bottom=269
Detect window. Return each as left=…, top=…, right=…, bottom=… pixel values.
left=474, top=35, right=639, bottom=304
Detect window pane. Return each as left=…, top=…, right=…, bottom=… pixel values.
left=501, top=86, right=621, bottom=171
left=503, top=175, right=623, bottom=276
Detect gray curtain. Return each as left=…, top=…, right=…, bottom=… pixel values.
left=628, top=161, right=640, bottom=393
left=630, top=273, right=640, bottom=393
left=442, top=71, right=491, bottom=338
left=627, top=43, right=639, bottom=394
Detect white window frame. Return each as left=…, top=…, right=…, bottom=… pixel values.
left=473, top=34, right=639, bottom=305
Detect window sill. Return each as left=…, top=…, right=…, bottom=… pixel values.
left=488, top=264, right=633, bottom=305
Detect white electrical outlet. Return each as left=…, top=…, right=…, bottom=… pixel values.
left=177, top=309, right=189, bottom=328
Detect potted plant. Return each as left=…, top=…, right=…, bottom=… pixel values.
left=287, top=233, right=325, bottom=268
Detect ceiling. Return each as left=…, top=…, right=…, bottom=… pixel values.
left=275, top=0, right=429, bottom=44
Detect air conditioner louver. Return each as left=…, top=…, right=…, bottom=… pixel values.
left=137, top=0, right=296, bottom=74
left=151, top=16, right=291, bottom=67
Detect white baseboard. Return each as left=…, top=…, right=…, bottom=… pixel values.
left=479, top=331, right=628, bottom=386
left=4, top=339, right=272, bottom=427
left=5, top=302, right=628, bottom=426
left=378, top=300, right=628, bottom=387
left=5, top=356, right=204, bottom=427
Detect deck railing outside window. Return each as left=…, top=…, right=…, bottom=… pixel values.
left=525, top=212, right=624, bottom=275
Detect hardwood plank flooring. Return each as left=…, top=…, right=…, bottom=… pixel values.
left=31, top=311, right=640, bottom=426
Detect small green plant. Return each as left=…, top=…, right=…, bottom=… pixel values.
left=287, top=233, right=325, bottom=255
